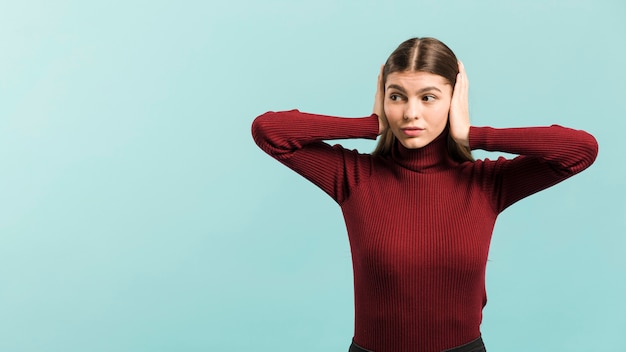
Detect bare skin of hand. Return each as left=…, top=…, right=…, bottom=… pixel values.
left=449, top=61, right=471, bottom=147
left=373, top=64, right=388, bottom=135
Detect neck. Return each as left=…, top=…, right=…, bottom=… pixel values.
left=391, top=132, right=456, bottom=172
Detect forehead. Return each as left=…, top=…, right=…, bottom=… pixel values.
left=385, top=71, right=450, bottom=88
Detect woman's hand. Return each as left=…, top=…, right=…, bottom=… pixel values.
left=449, top=61, right=470, bottom=147
left=373, top=64, right=388, bottom=135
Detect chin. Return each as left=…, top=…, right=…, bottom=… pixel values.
left=399, top=138, right=432, bottom=149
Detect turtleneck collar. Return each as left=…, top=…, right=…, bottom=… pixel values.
left=390, top=131, right=458, bottom=173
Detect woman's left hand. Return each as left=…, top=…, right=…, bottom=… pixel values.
left=449, top=60, right=470, bottom=147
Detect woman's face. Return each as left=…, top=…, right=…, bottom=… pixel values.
left=384, top=71, right=453, bottom=149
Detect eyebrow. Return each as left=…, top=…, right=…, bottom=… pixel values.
left=386, top=84, right=442, bottom=94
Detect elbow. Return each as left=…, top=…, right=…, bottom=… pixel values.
left=251, top=111, right=295, bottom=157
left=571, top=131, right=599, bottom=173
left=251, top=109, right=302, bottom=157
left=586, top=132, right=599, bottom=163
left=580, top=131, right=599, bottom=169
left=251, top=111, right=276, bottom=150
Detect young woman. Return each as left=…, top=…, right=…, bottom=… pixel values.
left=251, top=37, right=598, bottom=352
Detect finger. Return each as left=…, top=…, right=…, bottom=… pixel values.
left=457, top=61, right=468, bottom=86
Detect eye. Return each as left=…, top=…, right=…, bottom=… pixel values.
left=389, top=93, right=404, bottom=101
left=422, top=95, right=436, bottom=102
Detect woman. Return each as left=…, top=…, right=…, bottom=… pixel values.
left=251, top=37, right=598, bottom=352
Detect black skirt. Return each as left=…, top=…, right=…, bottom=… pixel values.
left=348, top=336, right=486, bottom=352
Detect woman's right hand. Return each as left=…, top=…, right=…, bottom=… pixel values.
left=373, top=64, right=388, bottom=135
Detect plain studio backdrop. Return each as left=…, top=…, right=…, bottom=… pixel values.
left=1, top=1, right=624, bottom=351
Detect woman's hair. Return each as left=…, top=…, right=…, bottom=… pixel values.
left=373, top=37, right=474, bottom=162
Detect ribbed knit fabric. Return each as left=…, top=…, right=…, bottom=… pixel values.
left=251, top=109, right=598, bottom=352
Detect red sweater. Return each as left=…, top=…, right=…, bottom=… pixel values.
left=251, top=110, right=598, bottom=352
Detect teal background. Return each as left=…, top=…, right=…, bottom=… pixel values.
left=1, top=0, right=624, bottom=351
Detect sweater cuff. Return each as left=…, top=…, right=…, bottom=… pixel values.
left=468, top=126, right=495, bottom=151
left=365, top=114, right=382, bottom=139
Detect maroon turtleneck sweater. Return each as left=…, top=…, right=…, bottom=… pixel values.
left=251, top=109, right=598, bottom=352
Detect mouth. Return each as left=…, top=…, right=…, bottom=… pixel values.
left=401, top=127, right=424, bottom=137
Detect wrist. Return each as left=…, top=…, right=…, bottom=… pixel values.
left=377, top=114, right=388, bottom=135
left=451, top=125, right=470, bottom=147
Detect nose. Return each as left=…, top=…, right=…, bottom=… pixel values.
left=403, top=99, right=421, bottom=120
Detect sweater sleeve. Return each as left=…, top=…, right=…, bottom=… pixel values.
left=251, top=109, right=380, bottom=204
left=469, top=125, right=598, bottom=213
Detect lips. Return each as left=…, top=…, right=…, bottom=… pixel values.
left=401, top=127, right=424, bottom=137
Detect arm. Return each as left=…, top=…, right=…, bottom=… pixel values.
left=450, top=61, right=598, bottom=212
left=469, top=125, right=598, bottom=212
left=251, top=67, right=387, bottom=203
left=251, top=109, right=380, bottom=203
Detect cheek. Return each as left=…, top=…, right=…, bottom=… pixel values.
left=433, top=106, right=450, bottom=125
left=384, top=105, right=402, bottom=121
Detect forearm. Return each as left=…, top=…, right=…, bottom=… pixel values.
left=251, top=109, right=380, bottom=157
left=469, top=125, right=598, bottom=174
